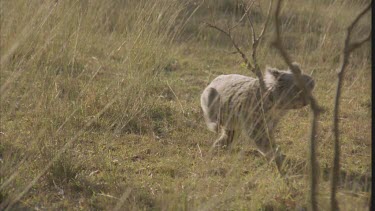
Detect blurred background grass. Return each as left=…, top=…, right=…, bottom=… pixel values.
left=0, top=0, right=371, bottom=210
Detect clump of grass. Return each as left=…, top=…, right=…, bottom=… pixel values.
left=47, top=153, right=82, bottom=186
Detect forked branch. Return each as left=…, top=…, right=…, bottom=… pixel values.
left=245, top=0, right=273, bottom=56
left=204, top=22, right=255, bottom=72
left=331, top=2, right=372, bottom=211
left=244, top=0, right=273, bottom=93
left=205, top=0, right=273, bottom=93
left=271, top=0, right=322, bottom=210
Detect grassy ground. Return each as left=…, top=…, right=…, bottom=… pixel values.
left=0, top=0, right=371, bottom=210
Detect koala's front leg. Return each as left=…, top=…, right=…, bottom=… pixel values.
left=252, top=129, right=286, bottom=173
left=212, top=128, right=235, bottom=149
left=254, top=136, right=275, bottom=159
left=256, top=137, right=285, bottom=172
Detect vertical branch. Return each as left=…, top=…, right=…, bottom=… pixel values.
left=245, top=0, right=273, bottom=94
left=244, top=0, right=281, bottom=172
left=331, top=2, right=371, bottom=211
left=271, top=0, right=323, bottom=210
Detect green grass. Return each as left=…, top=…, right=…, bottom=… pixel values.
left=0, top=0, right=371, bottom=210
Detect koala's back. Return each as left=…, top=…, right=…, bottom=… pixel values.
left=208, top=74, right=259, bottom=104
left=204, top=74, right=261, bottom=129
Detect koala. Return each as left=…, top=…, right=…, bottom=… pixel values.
left=200, top=65, right=315, bottom=167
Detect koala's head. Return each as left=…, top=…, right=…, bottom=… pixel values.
left=264, top=64, right=315, bottom=110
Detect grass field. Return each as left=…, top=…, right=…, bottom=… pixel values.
left=0, top=0, right=371, bottom=210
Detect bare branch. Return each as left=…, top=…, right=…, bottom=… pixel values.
left=251, top=0, right=273, bottom=69
left=347, top=2, right=372, bottom=35
left=247, top=14, right=257, bottom=46
left=331, top=2, right=372, bottom=211
left=271, top=0, right=322, bottom=210
left=242, top=0, right=273, bottom=93
left=204, top=22, right=255, bottom=71
left=205, top=0, right=274, bottom=95
left=272, top=0, right=322, bottom=112
left=258, top=0, right=273, bottom=43
left=253, top=0, right=273, bottom=93
left=272, top=0, right=293, bottom=67
left=348, top=32, right=371, bottom=52
left=242, top=0, right=257, bottom=43
left=229, top=2, right=255, bottom=31
left=204, top=22, right=231, bottom=37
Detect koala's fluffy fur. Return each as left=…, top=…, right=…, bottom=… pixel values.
left=200, top=65, right=315, bottom=161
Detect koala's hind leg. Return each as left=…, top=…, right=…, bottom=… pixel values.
left=227, top=130, right=235, bottom=146
left=201, top=87, right=220, bottom=132
left=212, top=128, right=235, bottom=149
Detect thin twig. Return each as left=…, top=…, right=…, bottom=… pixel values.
left=204, top=22, right=255, bottom=71
left=258, top=0, right=273, bottom=42
left=331, top=2, right=372, bottom=211
left=242, top=0, right=257, bottom=43
left=98, top=193, right=120, bottom=200
left=249, top=0, right=273, bottom=93
left=271, top=1, right=322, bottom=210
left=272, top=0, right=322, bottom=113
left=248, top=0, right=276, bottom=166
left=197, top=143, right=203, bottom=159
left=166, top=80, right=185, bottom=114
left=229, top=1, right=255, bottom=31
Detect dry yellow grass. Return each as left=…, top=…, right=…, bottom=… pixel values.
left=0, top=0, right=371, bottom=210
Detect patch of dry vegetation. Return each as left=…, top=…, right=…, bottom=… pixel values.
left=0, top=0, right=371, bottom=210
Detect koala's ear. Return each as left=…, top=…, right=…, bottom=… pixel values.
left=265, top=66, right=281, bottom=79
left=289, top=62, right=302, bottom=74
left=264, top=66, right=282, bottom=88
